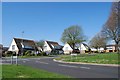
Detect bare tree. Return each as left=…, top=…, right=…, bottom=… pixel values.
left=61, top=25, right=86, bottom=51
left=89, top=33, right=107, bottom=52
left=101, top=2, right=120, bottom=52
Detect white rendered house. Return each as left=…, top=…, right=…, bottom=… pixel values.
left=8, top=38, right=37, bottom=55
left=43, top=41, right=63, bottom=54
left=63, top=43, right=90, bottom=54
left=79, top=43, right=90, bottom=53
left=62, top=43, right=73, bottom=54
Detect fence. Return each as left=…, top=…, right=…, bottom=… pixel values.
left=2, top=56, right=18, bottom=65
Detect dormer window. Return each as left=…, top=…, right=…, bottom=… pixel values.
left=12, top=45, right=15, bottom=50
left=65, top=47, right=68, bottom=50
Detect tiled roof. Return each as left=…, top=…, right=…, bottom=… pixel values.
left=46, top=41, right=61, bottom=49
left=67, top=43, right=90, bottom=50
left=82, top=43, right=91, bottom=50
left=106, top=44, right=120, bottom=47
left=13, top=38, right=37, bottom=50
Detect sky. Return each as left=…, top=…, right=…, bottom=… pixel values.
left=2, top=2, right=112, bottom=47
left=0, top=2, right=1, bottom=41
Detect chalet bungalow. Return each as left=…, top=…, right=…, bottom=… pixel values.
left=8, top=38, right=37, bottom=55
left=62, top=43, right=73, bottom=54
left=62, top=43, right=90, bottom=54
left=91, top=45, right=120, bottom=53
left=79, top=43, right=91, bottom=53
left=105, top=45, right=120, bottom=52
left=91, top=47, right=104, bottom=53
left=43, top=41, right=63, bottom=54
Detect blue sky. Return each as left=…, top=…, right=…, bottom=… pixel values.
left=0, top=2, right=2, bottom=44
left=2, top=2, right=112, bottom=47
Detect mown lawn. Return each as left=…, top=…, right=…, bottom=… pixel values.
left=0, top=65, right=2, bottom=78
left=18, top=55, right=55, bottom=58
left=56, top=53, right=120, bottom=64
left=2, top=65, right=70, bottom=78
left=18, top=56, right=44, bottom=58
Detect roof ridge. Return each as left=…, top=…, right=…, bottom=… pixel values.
left=46, top=40, right=58, bottom=43
left=14, top=37, right=34, bottom=41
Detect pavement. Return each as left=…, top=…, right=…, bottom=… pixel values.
left=1, top=57, right=119, bottom=78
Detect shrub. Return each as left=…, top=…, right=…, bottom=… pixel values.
left=50, top=52, right=58, bottom=55
left=37, top=53, right=42, bottom=56
left=41, top=52, right=47, bottom=56
left=31, top=52, right=35, bottom=56
left=5, top=51, right=13, bottom=57
left=24, top=50, right=32, bottom=56
left=2, top=53, right=6, bottom=57
left=95, top=51, right=98, bottom=53
left=24, top=50, right=36, bottom=56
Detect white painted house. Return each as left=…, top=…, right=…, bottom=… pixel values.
left=106, top=45, right=117, bottom=52
left=62, top=43, right=73, bottom=54
left=91, top=48, right=97, bottom=52
left=8, top=38, right=37, bottom=55
left=79, top=43, right=91, bottom=53
left=63, top=43, right=90, bottom=54
left=43, top=41, right=63, bottom=54
left=90, top=47, right=104, bottom=53
left=8, top=38, right=19, bottom=54
left=98, top=48, right=104, bottom=52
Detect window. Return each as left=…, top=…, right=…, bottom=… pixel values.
left=24, top=46, right=32, bottom=49
left=65, top=47, right=68, bottom=50
left=12, top=45, right=15, bottom=50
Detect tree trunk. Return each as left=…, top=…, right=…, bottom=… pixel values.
left=79, top=44, right=81, bottom=54
left=115, top=41, right=119, bottom=53
left=72, top=43, right=75, bottom=53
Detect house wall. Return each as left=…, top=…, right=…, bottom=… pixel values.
left=79, top=44, right=87, bottom=54
left=79, top=44, right=85, bottom=54
left=43, top=41, right=52, bottom=53
left=8, top=39, right=19, bottom=54
left=37, top=47, right=42, bottom=52
left=106, top=46, right=115, bottom=52
left=62, top=43, right=73, bottom=54
left=79, top=44, right=86, bottom=51
left=98, top=48, right=104, bottom=52
left=91, top=48, right=97, bottom=51
left=91, top=47, right=104, bottom=53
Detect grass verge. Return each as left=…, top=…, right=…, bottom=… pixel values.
left=18, top=56, right=44, bottom=58
left=56, top=53, right=120, bottom=64
left=2, top=64, right=70, bottom=78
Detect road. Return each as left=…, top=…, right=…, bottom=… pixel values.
left=2, top=57, right=119, bottom=78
